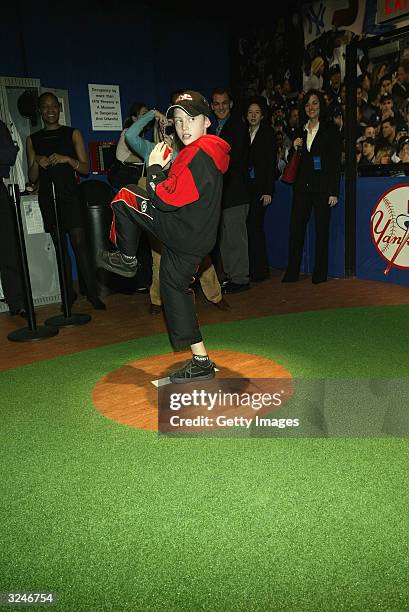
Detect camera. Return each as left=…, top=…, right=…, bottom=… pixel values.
left=164, top=123, right=175, bottom=136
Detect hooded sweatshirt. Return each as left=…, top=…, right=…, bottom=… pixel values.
left=146, top=134, right=230, bottom=257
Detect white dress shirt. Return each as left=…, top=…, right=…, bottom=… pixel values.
left=305, top=121, right=319, bottom=152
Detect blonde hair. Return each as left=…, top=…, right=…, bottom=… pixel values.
left=375, top=147, right=392, bottom=164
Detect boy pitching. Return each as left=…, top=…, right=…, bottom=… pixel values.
left=97, top=91, right=230, bottom=383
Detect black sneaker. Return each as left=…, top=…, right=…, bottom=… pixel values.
left=170, top=358, right=216, bottom=384
left=222, top=281, right=250, bottom=294
left=96, top=250, right=138, bottom=278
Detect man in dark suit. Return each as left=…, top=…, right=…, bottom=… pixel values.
left=211, top=88, right=250, bottom=293
left=0, top=119, right=26, bottom=316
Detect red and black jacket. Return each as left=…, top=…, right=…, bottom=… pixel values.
left=147, top=135, right=230, bottom=257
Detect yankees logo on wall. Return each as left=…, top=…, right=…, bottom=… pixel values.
left=371, top=184, right=409, bottom=275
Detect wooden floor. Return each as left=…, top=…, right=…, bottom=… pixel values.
left=1, top=271, right=408, bottom=372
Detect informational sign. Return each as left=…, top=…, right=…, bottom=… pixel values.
left=88, top=84, right=122, bottom=131
left=23, top=199, right=45, bottom=235
left=377, top=0, right=409, bottom=24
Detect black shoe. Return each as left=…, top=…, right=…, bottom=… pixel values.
left=96, top=250, right=138, bottom=278
left=10, top=308, right=27, bottom=318
left=282, top=274, right=299, bottom=283
left=170, top=358, right=216, bottom=384
left=213, top=297, right=230, bottom=311
left=222, top=281, right=250, bottom=294
left=87, top=296, right=107, bottom=310
left=251, top=275, right=269, bottom=283
left=149, top=304, right=162, bottom=315
left=312, top=277, right=327, bottom=285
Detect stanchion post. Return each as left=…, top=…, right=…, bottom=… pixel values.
left=45, top=181, right=91, bottom=328
left=7, top=183, right=58, bottom=342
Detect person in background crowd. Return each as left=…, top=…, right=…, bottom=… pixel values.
left=363, top=125, right=376, bottom=140
left=327, top=64, right=342, bottom=100
left=359, top=72, right=372, bottom=104
left=27, top=92, right=106, bottom=311
left=379, top=74, right=394, bottom=98
left=377, top=117, right=398, bottom=153
left=285, top=106, right=300, bottom=142
left=245, top=97, right=276, bottom=282
left=396, top=124, right=408, bottom=144
left=356, top=140, right=363, bottom=165
left=379, top=92, right=395, bottom=120
left=397, top=135, right=409, bottom=163
left=400, top=99, right=409, bottom=130
left=375, top=147, right=392, bottom=164
left=330, top=106, right=344, bottom=134
left=261, top=74, right=275, bottom=108
left=358, top=138, right=376, bottom=166
left=282, top=89, right=341, bottom=285
left=392, top=62, right=409, bottom=107
left=308, top=56, right=325, bottom=91
left=0, top=119, right=26, bottom=317
left=211, top=88, right=251, bottom=294
left=116, top=101, right=148, bottom=167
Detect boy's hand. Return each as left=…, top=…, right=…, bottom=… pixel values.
left=149, top=142, right=172, bottom=168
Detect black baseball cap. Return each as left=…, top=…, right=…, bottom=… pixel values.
left=329, top=64, right=341, bottom=75
left=398, top=135, right=409, bottom=152
left=166, top=90, right=210, bottom=118
left=363, top=137, right=375, bottom=146
left=380, top=92, right=393, bottom=103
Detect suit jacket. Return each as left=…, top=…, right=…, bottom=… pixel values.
left=0, top=120, right=18, bottom=178
left=214, top=113, right=250, bottom=209
left=294, top=121, right=342, bottom=197
left=248, top=123, right=276, bottom=197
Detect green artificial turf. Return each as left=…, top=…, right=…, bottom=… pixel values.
left=1, top=305, right=409, bottom=612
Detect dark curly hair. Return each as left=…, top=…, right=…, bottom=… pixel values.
left=300, top=89, right=327, bottom=124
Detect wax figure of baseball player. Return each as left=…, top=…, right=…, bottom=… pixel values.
left=97, top=91, right=230, bottom=383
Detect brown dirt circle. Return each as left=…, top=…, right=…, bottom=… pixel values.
left=92, top=350, right=293, bottom=431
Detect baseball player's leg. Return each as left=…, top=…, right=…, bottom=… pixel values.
left=97, top=185, right=157, bottom=277
left=159, top=247, right=215, bottom=383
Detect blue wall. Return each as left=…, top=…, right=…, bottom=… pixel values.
left=265, top=179, right=346, bottom=279
left=1, top=1, right=230, bottom=146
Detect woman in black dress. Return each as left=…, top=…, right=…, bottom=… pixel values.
left=245, top=97, right=276, bottom=282
left=282, top=89, right=342, bottom=284
left=27, top=92, right=105, bottom=309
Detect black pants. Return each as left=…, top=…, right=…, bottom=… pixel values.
left=247, top=185, right=269, bottom=281
left=285, top=190, right=331, bottom=282
left=0, top=182, right=25, bottom=311
left=111, top=185, right=202, bottom=348
left=50, top=226, right=99, bottom=305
